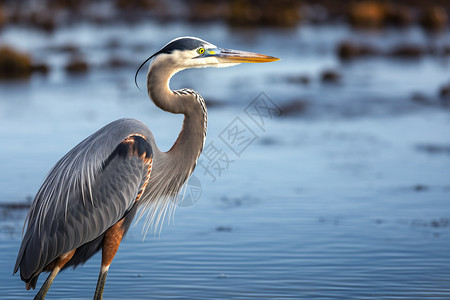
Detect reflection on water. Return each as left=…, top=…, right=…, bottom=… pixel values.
left=1, top=17, right=450, bottom=299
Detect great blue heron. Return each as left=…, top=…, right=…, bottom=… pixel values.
left=13, top=36, right=278, bottom=299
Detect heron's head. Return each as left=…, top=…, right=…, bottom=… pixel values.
left=136, top=36, right=279, bottom=84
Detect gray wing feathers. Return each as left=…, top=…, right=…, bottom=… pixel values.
left=14, top=118, right=154, bottom=280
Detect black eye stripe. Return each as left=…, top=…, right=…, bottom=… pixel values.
left=135, top=38, right=211, bottom=90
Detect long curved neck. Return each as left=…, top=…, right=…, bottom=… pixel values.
left=147, top=60, right=207, bottom=175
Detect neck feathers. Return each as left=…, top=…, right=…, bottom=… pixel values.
left=147, top=59, right=207, bottom=177
left=138, top=55, right=209, bottom=234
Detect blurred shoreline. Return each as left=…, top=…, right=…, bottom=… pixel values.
left=1, top=1, right=450, bottom=299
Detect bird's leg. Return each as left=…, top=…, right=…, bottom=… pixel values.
left=93, top=265, right=109, bottom=300
left=94, top=220, right=125, bottom=300
left=34, top=250, right=76, bottom=300
left=34, top=267, right=59, bottom=300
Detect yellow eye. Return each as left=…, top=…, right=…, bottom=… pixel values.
left=197, top=48, right=205, bottom=55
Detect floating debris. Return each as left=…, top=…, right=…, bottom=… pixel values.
left=285, top=75, right=310, bottom=85
left=31, top=63, right=50, bottom=75
left=220, top=195, right=259, bottom=208
left=0, top=202, right=30, bottom=210
left=279, top=100, right=308, bottom=117
left=416, top=144, right=450, bottom=156
left=216, top=226, right=232, bottom=232
left=104, top=56, right=134, bottom=69
left=204, top=98, right=226, bottom=108
left=389, top=44, right=425, bottom=59
left=444, top=45, right=450, bottom=56
left=320, top=69, right=341, bottom=83
left=337, top=41, right=379, bottom=60
left=65, top=56, right=89, bottom=73
left=439, top=82, right=450, bottom=106
left=411, top=218, right=450, bottom=228
left=0, top=201, right=30, bottom=221
left=336, top=41, right=450, bottom=61
left=258, top=137, right=278, bottom=146
left=413, top=184, right=429, bottom=192
left=410, top=92, right=432, bottom=105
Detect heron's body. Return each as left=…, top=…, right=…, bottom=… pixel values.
left=13, top=37, right=278, bottom=299
left=15, top=119, right=157, bottom=287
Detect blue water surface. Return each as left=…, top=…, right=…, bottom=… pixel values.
left=1, top=21, right=450, bottom=299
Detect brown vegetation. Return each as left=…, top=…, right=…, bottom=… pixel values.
left=0, top=0, right=448, bottom=30
left=0, top=5, right=6, bottom=28
left=0, top=46, right=32, bottom=79
left=347, top=2, right=416, bottom=28
left=227, top=0, right=301, bottom=27
left=420, top=6, right=448, bottom=31
left=348, top=1, right=389, bottom=27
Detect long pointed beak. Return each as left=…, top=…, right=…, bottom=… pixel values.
left=215, top=48, right=280, bottom=63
